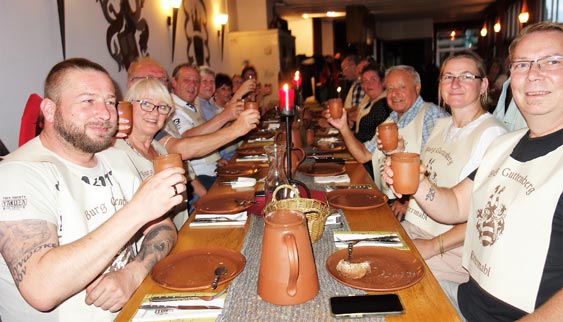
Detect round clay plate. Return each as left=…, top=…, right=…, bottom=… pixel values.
left=248, top=131, right=274, bottom=140
left=326, top=246, right=424, bottom=291
left=298, top=163, right=346, bottom=177
left=326, top=188, right=388, bottom=210
left=314, top=141, right=346, bottom=152
left=151, top=247, right=246, bottom=291
left=237, top=146, right=265, bottom=156
left=216, top=165, right=258, bottom=178
left=195, top=192, right=255, bottom=214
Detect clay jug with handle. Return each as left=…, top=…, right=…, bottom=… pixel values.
left=258, top=209, right=319, bottom=305
left=288, top=146, right=305, bottom=177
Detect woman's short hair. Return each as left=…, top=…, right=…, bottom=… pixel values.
left=124, top=78, right=174, bottom=116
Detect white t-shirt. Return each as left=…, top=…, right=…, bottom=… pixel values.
left=0, top=138, right=140, bottom=322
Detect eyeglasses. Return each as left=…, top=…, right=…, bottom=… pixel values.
left=133, top=100, right=172, bottom=115
left=508, top=55, right=563, bottom=74
left=129, top=75, right=169, bottom=85
left=440, top=74, right=483, bottom=83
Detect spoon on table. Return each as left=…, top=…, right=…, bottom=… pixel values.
left=211, top=265, right=228, bottom=290
left=347, top=243, right=354, bottom=262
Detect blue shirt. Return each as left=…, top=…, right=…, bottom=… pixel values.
left=364, top=96, right=448, bottom=153
left=198, top=97, right=222, bottom=121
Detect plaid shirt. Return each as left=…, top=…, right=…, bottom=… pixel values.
left=351, top=80, right=365, bottom=107
left=364, top=96, right=448, bottom=153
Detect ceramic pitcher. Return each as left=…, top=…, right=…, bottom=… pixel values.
left=258, top=210, right=319, bottom=305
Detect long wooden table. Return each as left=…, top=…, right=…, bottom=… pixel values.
left=116, top=149, right=461, bottom=321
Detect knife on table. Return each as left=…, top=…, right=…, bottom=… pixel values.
left=139, top=304, right=222, bottom=310
left=306, top=156, right=346, bottom=164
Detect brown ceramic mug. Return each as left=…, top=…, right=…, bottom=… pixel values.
left=378, top=122, right=398, bottom=151
left=391, top=152, right=421, bottom=195
left=244, top=100, right=259, bottom=111
left=117, top=101, right=132, bottom=136
left=327, top=98, right=343, bottom=119
left=153, top=153, right=183, bottom=174
left=306, top=128, right=315, bottom=146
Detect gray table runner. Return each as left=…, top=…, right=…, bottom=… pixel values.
left=217, top=214, right=385, bottom=322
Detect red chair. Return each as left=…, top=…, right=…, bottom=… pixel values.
left=19, top=93, right=43, bottom=147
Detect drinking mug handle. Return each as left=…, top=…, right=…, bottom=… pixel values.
left=284, top=233, right=299, bottom=297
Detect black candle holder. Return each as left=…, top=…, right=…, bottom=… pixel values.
left=279, top=110, right=310, bottom=198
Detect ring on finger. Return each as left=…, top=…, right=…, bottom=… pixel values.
left=172, top=185, right=178, bottom=196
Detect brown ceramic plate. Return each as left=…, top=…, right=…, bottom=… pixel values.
left=216, top=164, right=258, bottom=177
left=236, top=146, right=266, bottom=156
left=194, top=192, right=255, bottom=214
left=247, top=131, right=274, bottom=140
left=326, top=246, right=424, bottom=291
left=326, top=188, right=388, bottom=210
left=314, top=141, right=346, bottom=152
left=298, top=163, right=346, bottom=177
left=151, top=247, right=246, bottom=291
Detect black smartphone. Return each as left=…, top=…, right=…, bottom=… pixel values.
left=330, top=294, right=404, bottom=318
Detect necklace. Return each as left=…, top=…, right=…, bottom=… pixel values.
left=124, top=138, right=156, bottom=160
left=455, top=109, right=485, bottom=128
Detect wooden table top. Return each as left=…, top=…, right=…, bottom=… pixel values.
left=115, top=147, right=461, bottom=322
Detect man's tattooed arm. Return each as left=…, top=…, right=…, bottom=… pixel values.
left=425, top=185, right=436, bottom=202
left=135, top=223, right=176, bottom=271
left=0, top=220, right=58, bottom=287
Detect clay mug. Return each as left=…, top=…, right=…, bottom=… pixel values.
left=117, top=101, right=132, bottom=136
left=306, top=128, right=315, bottom=146
left=258, top=209, right=319, bottom=305
left=378, top=122, right=399, bottom=151
left=287, top=146, right=305, bottom=177
left=275, top=127, right=303, bottom=149
left=391, top=152, right=420, bottom=195
left=327, top=98, right=343, bottom=119
left=244, top=100, right=259, bottom=111
left=153, top=153, right=183, bottom=174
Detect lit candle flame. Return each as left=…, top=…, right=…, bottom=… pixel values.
left=337, top=86, right=341, bottom=93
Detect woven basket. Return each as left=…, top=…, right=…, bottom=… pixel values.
left=262, top=185, right=333, bottom=243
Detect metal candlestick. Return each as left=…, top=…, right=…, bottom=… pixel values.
left=279, top=109, right=310, bottom=198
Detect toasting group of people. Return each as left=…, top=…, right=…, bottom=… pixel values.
left=0, top=22, right=561, bottom=322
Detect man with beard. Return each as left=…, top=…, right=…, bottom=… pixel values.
left=0, top=58, right=186, bottom=322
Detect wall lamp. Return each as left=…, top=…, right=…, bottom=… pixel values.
left=480, top=22, right=488, bottom=37
left=519, top=1, right=529, bottom=24
left=494, top=19, right=501, bottom=33
left=214, top=13, right=228, bottom=60
left=167, top=0, right=182, bottom=62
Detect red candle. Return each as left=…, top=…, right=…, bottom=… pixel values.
left=292, top=71, right=301, bottom=88
left=278, top=84, right=294, bottom=113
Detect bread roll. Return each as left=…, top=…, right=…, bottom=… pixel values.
left=336, top=259, right=371, bottom=279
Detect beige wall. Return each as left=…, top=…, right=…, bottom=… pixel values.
left=0, top=0, right=244, bottom=151
left=288, top=19, right=314, bottom=56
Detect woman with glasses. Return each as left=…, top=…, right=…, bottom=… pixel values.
left=114, top=78, right=188, bottom=228
left=402, top=51, right=507, bottom=283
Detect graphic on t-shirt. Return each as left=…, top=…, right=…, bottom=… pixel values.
left=475, top=185, right=507, bottom=246
left=81, top=170, right=115, bottom=187
left=426, top=158, right=438, bottom=183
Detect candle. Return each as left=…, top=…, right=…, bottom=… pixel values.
left=292, top=71, right=301, bottom=88
left=337, top=86, right=341, bottom=99
left=278, top=83, right=294, bottom=114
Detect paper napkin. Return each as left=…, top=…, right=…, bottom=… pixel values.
left=325, top=212, right=342, bottom=228
left=314, top=174, right=351, bottom=184
left=247, top=137, right=274, bottom=143
left=133, top=296, right=225, bottom=321
left=236, top=154, right=268, bottom=162
left=189, top=211, right=248, bottom=227
left=229, top=177, right=257, bottom=188
left=333, top=231, right=407, bottom=249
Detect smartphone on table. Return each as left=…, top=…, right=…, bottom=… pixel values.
left=330, top=294, right=404, bottom=318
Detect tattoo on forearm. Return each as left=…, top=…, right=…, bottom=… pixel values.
left=425, top=186, right=436, bottom=202
left=0, top=220, right=57, bottom=287
left=11, top=243, right=57, bottom=286
left=136, top=225, right=175, bottom=270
